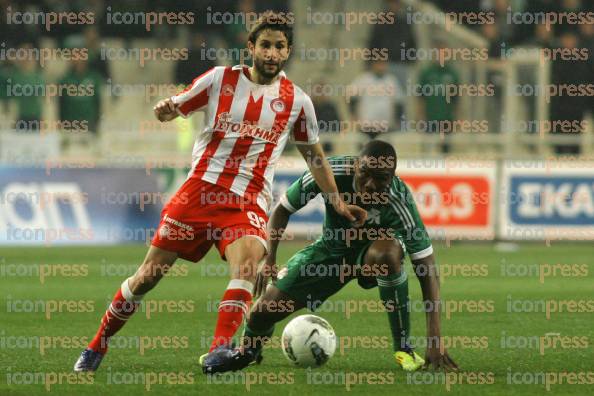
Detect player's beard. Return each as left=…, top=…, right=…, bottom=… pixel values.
left=254, top=57, right=285, bottom=80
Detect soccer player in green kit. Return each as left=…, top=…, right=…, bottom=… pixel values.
left=203, top=140, right=458, bottom=373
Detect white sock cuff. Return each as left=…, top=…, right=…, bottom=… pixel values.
left=121, top=278, right=145, bottom=302
left=227, top=279, right=254, bottom=293
left=377, top=271, right=408, bottom=287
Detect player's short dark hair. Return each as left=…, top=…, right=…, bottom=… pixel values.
left=359, top=140, right=397, bottom=171
left=248, top=11, right=294, bottom=47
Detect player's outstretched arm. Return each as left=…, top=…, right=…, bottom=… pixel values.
left=253, top=203, right=292, bottom=298
left=296, top=143, right=367, bottom=226
left=153, top=98, right=179, bottom=122
left=412, top=254, right=459, bottom=371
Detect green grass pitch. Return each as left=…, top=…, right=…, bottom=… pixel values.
left=1, top=242, right=592, bottom=395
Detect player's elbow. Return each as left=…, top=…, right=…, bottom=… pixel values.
left=270, top=201, right=291, bottom=219
left=412, top=254, right=437, bottom=279
left=277, top=203, right=293, bottom=219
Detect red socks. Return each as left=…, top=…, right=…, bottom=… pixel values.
left=88, top=278, right=144, bottom=354
left=209, top=279, right=254, bottom=351
left=87, top=278, right=253, bottom=354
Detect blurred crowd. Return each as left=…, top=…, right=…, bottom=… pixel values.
left=0, top=0, right=288, bottom=136
left=364, top=0, right=594, bottom=154
left=0, top=0, right=592, bottom=155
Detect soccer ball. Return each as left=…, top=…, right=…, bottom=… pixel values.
left=281, top=314, right=337, bottom=367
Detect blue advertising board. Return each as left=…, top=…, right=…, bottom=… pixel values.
left=0, top=166, right=326, bottom=245
left=500, top=161, right=594, bottom=240
left=509, top=176, right=594, bottom=226
left=0, top=168, right=162, bottom=245
left=270, top=168, right=325, bottom=237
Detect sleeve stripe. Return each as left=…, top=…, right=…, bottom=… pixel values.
left=302, top=171, right=349, bottom=187
left=389, top=201, right=412, bottom=229
left=409, top=245, right=433, bottom=260
left=302, top=169, right=349, bottom=183
left=389, top=186, right=416, bottom=227
left=292, top=107, right=309, bottom=142
left=301, top=164, right=354, bottom=185
left=390, top=197, right=415, bottom=228
left=172, top=68, right=216, bottom=116
left=292, top=135, right=320, bottom=146
left=279, top=194, right=298, bottom=213
left=290, top=93, right=319, bottom=145
left=178, top=88, right=209, bottom=116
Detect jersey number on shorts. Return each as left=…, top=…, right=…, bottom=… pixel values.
left=247, top=211, right=266, bottom=230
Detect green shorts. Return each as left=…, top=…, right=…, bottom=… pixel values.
left=275, top=239, right=406, bottom=310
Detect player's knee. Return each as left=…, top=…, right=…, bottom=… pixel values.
left=227, top=237, right=265, bottom=281
left=366, top=241, right=403, bottom=275
left=237, top=257, right=259, bottom=282
left=385, top=256, right=402, bottom=276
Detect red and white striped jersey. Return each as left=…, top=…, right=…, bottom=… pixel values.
left=171, top=65, right=319, bottom=212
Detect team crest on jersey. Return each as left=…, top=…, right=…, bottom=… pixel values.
left=221, top=84, right=235, bottom=97
left=367, top=208, right=381, bottom=225
left=270, top=98, right=286, bottom=113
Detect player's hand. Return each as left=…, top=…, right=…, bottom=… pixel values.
left=423, top=347, right=459, bottom=371
left=153, top=98, right=178, bottom=122
left=254, top=258, right=278, bottom=299
left=347, top=204, right=368, bottom=227
left=332, top=199, right=367, bottom=227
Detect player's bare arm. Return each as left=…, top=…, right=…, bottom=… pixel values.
left=412, top=254, right=459, bottom=371
left=296, top=143, right=367, bottom=227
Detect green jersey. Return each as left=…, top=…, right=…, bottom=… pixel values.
left=10, top=69, right=45, bottom=119
left=418, top=62, right=459, bottom=122
left=59, top=69, right=103, bottom=133
left=280, top=156, right=432, bottom=260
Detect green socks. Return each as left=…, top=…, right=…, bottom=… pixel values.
left=243, top=325, right=275, bottom=351
left=243, top=271, right=410, bottom=354
left=377, top=271, right=410, bottom=352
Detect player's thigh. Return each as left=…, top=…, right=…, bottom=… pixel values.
left=275, top=246, right=350, bottom=310
left=249, top=285, right=306, bottom=331
left=129, top=245, right=178, bottom=294
left=151, top=177, right=216, bottom=263
left=363, top=239, right=405, bottom=275
left=225, top=235, right=267, bottom=281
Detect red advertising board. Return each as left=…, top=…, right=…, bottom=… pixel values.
left=400, top=175, right=490, bottom=227
left=398, top=160, right=496, bottom=239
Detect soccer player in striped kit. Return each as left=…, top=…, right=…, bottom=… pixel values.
left=74, top=11, right=366, bottom=372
